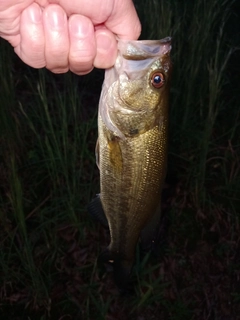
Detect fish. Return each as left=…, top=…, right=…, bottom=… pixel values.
left=89, top=37, right=172, bottom=289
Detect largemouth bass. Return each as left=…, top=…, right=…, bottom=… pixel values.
left=90, top=38, right=172, bottom=288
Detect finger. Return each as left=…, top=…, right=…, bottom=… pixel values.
left=106, top=0, right=141, bottom=40
left=68, top=14, right=96, bottom=75
left=15, top=3, right=45, bottom=68
left=94, top=28, right=117, bottom=69
left=48, top=0, right=113, bottom=22
left=49, top=0, right=141, bottom=40
left=43, top=4, right=69, bottom=73
left=35, top=0, right=50, bottom=6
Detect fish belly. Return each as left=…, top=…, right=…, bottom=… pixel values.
left=98, top=115, right=167, bottom=268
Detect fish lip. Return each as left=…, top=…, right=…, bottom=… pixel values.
left=117, top=37, right=172, bottom=46
left=118, top=37, right=172, bottom=60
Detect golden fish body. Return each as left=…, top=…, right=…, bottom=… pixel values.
left=96, top=38, right=172, bottom=286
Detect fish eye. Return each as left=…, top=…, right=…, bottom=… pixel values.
left=150, top=72, right=165, bottom=89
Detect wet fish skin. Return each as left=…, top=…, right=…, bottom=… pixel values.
left=96, top=38, right=172, bottom=287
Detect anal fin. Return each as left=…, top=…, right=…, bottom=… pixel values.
left=88, top=194, right=109, bottom=228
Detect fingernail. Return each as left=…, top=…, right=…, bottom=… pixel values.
left=69, top=16, right=91, bottom=38
left=96, top=33, right=113, bottom=53
left=28, top=5, right=42, bottom=23
left=47, top=8, right=66, bottom=29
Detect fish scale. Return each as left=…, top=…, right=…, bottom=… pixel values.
left=92, top=38, right=172, bottom=289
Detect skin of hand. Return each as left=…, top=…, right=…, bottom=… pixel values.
left=0, top=0, right=141, bottom=74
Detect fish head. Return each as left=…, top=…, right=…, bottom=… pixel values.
left=99, top=38, right=172, bottom=138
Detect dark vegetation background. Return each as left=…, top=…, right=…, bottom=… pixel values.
left=0, top=0, right=240, bottom=319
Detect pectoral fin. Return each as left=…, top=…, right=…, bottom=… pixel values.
left=95, top=139, right=100, bottom=169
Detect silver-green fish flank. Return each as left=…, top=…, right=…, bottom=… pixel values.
left=95, top=38, right=172, bottom=288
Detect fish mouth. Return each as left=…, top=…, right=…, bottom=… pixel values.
left=118, top=37, right=172, bottom=60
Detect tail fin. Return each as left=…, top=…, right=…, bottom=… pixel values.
left=98, top=248, right=132, bottom=292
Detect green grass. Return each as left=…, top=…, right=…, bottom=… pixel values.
left=0, top=0, right=240, bottom=319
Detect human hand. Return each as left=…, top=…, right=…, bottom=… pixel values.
left=0, top=0, right=141, bottom=74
